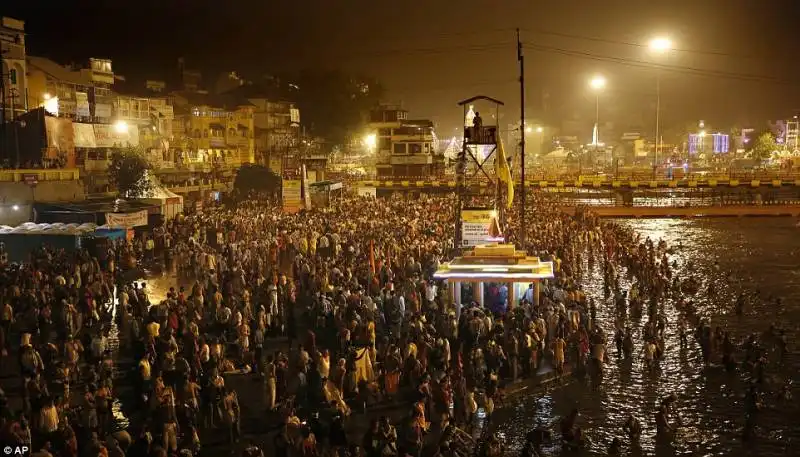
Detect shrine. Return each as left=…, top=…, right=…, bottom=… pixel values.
left=434, top=243, right=554, bottom=317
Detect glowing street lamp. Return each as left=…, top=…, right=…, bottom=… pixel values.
left=363, top=133, right=377, bottom=151
left=536, top=126, right=543, bottom=133
left=649, top=36, right=673, bottom=174
left=589, top=76, right=606, bottom=168
left=114, top=120, right=129, bottom=134
left=649, top=37, right=673, bottom=53
left=525, top=126, right=533, bottom=134
left=42, top=93, right=59, bottom=116
left=589, top=75, right=606, bottom=90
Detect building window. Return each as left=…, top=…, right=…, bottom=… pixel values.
left=409, top=143, right=422, bottom=154
left=393, top=143, right=406, bottom=155
left=203, top=129, right=208, bottom=138
left=9, top=69, right=16, bottom=85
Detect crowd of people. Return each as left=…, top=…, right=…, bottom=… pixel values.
left=0, top=193, right=790, bottom=457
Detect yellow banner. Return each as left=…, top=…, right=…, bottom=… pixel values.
left=282, top=180, right=303, bottom=213
left=461, top=209, right=493, bottom=223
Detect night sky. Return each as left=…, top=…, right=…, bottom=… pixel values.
left=6, top=0, right=800, bottom=135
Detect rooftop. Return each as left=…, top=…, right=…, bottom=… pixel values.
left=171, top=90, right=255, bottom=110
left=27, top=56, right=92, bottom=86
left=36, top=199, right=158, bottom=215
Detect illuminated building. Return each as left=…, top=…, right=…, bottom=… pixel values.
left=219, top=82, right=302, bottom=176
left=368, top=105, right=438, bottom=178
left=688, top=133, right=729, bottom=154
left=170, top=91, right=255, bottom=171
left=0, top=17, right=27, bottom=122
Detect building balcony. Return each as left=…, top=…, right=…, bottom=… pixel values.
left=0, top=168, right=80, bottom=183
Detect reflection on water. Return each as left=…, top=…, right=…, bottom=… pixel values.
left=107, top=267, right=189, bottom=431
left=494, top=218, right=800, bottom=456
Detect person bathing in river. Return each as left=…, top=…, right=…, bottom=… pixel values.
left=623, top=414, right=642, bottom=442
left=560, top=409, right=584, bottom=447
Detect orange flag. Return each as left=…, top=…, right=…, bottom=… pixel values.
left=369, top=239, right=376, bottom=276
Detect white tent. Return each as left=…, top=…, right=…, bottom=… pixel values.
left=144, top=176, right=184, bottom=220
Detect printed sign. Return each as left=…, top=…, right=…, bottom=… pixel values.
left=105, top=210, right=148, bottom=228
left=282, top=179, right=303, bottom=213
left=94, top=104, right=112, bottom=118
left=73, top=123, right=97, bottom=148
left=461, top=208, right=495, bottom=247
left=22, top=173, right=38, bottom=186
left=75, top=92, right=90, bottom=116
left=94, top=123, right=139, bottom=147
left=45, top=116, right=75, bottom=154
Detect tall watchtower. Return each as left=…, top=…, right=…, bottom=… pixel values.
left=454, top=95, right=508, bottom=249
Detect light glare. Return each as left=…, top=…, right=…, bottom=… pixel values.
left=114, top=120, right=129, bottom=134
left=590, top=75, right=607, bottom=90
left=363, top=133, right=377, bottom=149
left=649, top=37, right=673, bottom=52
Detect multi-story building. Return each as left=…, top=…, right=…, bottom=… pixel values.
left=251, top=98, right=300, bottom=171
left=0, top=17, right=27, bottom=122
left=21, top=56, right=174, bottom=177
left=368, top=105, right=437, bottom=178
left=170, top=91, right=255, bottom=171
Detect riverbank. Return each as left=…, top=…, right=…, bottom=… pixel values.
left=562, top=205, right=800, bottom=218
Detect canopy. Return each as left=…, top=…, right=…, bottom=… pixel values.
left=434, top=243, right=555, bottom=283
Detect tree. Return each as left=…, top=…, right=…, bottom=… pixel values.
left=107, top=146, right=153, bottom=198
left=748, top=131, right=777, bottom=162
left=233, top=163, right=282, bottom=200
left=282, top=70, right=384, bottom=146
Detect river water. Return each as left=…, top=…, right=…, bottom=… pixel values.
left=492, top=217, right=800, bottom=456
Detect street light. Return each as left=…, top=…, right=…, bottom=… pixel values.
left=114, top=120, right=129, bottom=134
left=589, top=75, right=606, bottom=171
left=649, top=37, right=673, bottom=53
left=363, top=133, right=377, bottom=151
left=649, top=36, right=673, bottom=175
left=589, top=75, right=606, bottom=90
left=525, top=126, right=533, bottom=134
left=536, top=126, right=543, bottom=133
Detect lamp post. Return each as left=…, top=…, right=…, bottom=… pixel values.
left=589, top=76, right=606, bottom=171
left=649, top=37, right=672, bottom=177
